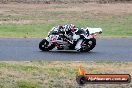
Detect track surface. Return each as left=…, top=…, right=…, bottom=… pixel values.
left=0, top=38, right=132, bottom=61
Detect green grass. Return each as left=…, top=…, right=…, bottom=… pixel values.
left=15, top=80, right=41, bottom=88
left=0, top=24, right=51, bottom=38
left=0, top=61, right=132, bottom=88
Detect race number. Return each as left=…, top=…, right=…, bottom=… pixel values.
left=49, top=35, right=59, bottom=41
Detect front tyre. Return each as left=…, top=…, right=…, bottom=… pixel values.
left=39, top=39, right=55, bottom=51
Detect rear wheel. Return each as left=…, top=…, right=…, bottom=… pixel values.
left=88, top=38, right=96, bottom=50
left=39, top=39, right=55, bottom=51
left=83, top=38, right=96, bottom=52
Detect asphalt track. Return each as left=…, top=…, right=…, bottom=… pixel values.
left=0, top=38, right=132, bottom=61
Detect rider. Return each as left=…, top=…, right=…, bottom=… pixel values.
left=49, top=24, right=76, bottom=36
left=63, top=24, right=82, bottom=50
left=49, top=24, right=80, bottom=50
left=63, top=24, right=75, bottom=41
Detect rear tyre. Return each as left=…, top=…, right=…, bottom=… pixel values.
left=84, top=38, right=96, bottom=52
left=88, top=38, right=96, bottom=50
left=39, top=39, right=55, bottom=51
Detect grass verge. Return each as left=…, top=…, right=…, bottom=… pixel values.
left=0, top=61, right=132, bottom=88
left=0, top=3, right=132, bottom=38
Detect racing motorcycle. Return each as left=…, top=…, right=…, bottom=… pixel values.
left=39, top=27, right=102, bottom=52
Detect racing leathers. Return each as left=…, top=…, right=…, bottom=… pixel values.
left=48, top=24, right=87, bottom=51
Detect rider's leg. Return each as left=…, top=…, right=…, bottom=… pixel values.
left=75, top=40, right=83, bottom=51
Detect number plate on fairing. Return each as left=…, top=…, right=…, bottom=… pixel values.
left=49, top=35, right=59, bottom=41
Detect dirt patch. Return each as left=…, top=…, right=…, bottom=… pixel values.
left=0, top=3, right=132, bottom=24
left=0, top=20, right=32, bottom=24
left=45, top=3, right=132, bottom=16
left=0, top=3, right=132, bottom=15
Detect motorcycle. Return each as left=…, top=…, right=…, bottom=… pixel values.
left=39, top=27, right=102, bottom=52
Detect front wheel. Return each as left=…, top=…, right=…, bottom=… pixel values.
left=39, top=39, right=55, bottom=51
